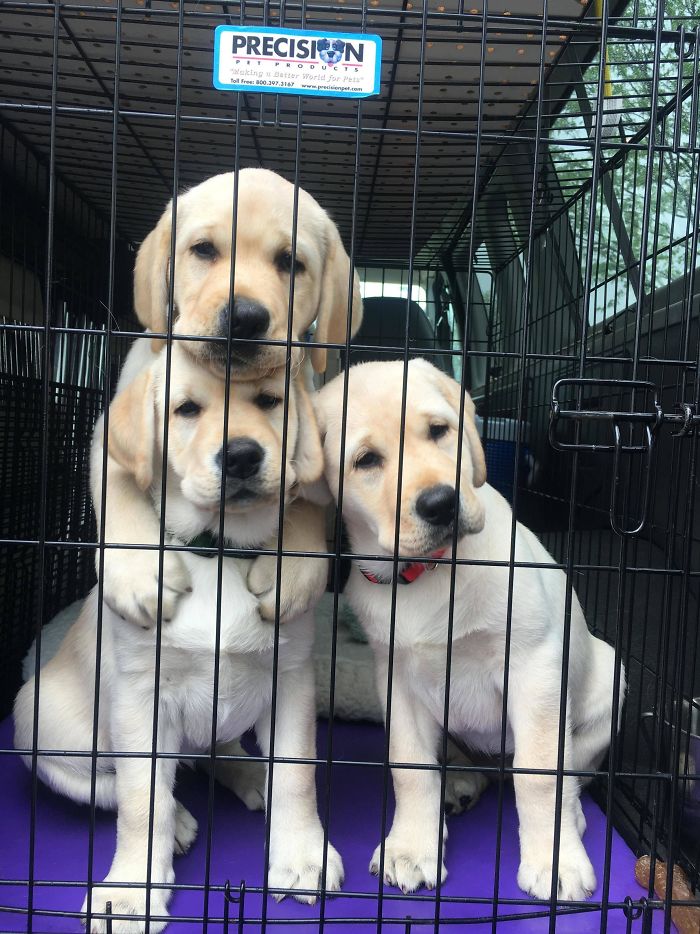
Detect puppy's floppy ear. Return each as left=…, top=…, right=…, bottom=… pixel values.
left=291, top=374, right=324, bottom=485
left=107, top=369, right=157, bottom=491
left=133, top=201, right=173, bottom=353
left=310, top=383, right=327, bottom=438
left=293, top=387, right=332, bottom=506
left=411, top=358, right=487, bottom=488
left=310, top=218, right=363, bottom=374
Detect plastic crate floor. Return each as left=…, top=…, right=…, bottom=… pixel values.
left=0, top=716, right=653, bottom=932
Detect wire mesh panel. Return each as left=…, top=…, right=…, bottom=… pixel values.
left=0, top=0, right=699, bottom=931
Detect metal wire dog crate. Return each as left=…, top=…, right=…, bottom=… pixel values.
left=1, top=0, right=699, bottom=929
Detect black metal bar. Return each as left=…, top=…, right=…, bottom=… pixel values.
left=24, top=1, right=60, bottom=930
left=200, top=72, right=243, bottom=934
left=139, top=0, right=184, bottom=926
left=374, top=3, right=430, bottom=929
left=84, top=0, right=123, bottom=927
left=318, top=3, right=367, bottom=928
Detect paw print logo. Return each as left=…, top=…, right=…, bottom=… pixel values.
left=318, top=38, right=345, bottom=66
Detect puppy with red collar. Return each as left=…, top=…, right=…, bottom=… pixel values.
left=314, top=358, right=624, bottom=902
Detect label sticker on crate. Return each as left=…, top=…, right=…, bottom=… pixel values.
left=213, top=26, right=382, bottom=98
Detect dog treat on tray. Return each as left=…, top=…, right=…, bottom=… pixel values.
left=635, top=855, right=700, bottom=934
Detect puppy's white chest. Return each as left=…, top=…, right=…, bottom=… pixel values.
left=394, top=635, right=515, bottom=755
left=174, top=647, right=275, bottom=749
left=161, top=555, right=264, bottom=652
left=115, top=555, right=310, bottom=747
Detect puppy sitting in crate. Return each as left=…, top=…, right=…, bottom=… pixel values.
left=313, top=359, right=625, bottom=902
left=14, top=342, right=343, bottom=932
left=92, top=167, right=362, bottom=630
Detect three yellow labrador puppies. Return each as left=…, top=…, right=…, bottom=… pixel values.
left=16, top=167, right=622, bottom=932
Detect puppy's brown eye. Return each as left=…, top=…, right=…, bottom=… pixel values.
left=429, top=423, right=449, bottom=441
left=175, top=400, right=202, bottom=417
left=255, top=392, right=281, bottom=411
left=355, top=450, right=382, bottom=470
left=191, top=241, right=217, bottom=260
left=275, top=249, right=306, bottom=275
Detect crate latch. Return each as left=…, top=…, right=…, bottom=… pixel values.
left=548, top=378, right=663, bottom=537
left=223, top=879, right=246, bottom=934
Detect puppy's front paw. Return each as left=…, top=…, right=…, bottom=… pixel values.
left=248, top=553, right=327, bottom=624
left=518, top=837, right=596, bottom=901
left=101, top=548, right=191, bottom=628
left=174, top=801, right=198, bottom=855
left=268, top=832, right=344, bottom=904
left=81, top=884, right=170, bottom=934
left=214, top=747, right=266, bottom=812
left=443, top=767, right=488, bottom=816
left=370, top=834, right=446, bottom=894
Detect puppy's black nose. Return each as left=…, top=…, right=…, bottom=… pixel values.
left=225, top=438, right=264, bottom=480
left=220, top=298, right=270, bottom=341
left=415, top=484, right=456, bottom=527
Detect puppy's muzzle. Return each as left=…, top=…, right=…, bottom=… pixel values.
left=214, top=298, right=270, bottom=362
left=414, top=483, right=482, bottom=541
left=415, top=484, right=457, bottom=527
left=225, top=438, right=264, bottom=479
left=219, top=437, right=266, bottom=502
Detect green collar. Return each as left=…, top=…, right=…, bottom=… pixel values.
left=184, top=531, right=256, bottom=560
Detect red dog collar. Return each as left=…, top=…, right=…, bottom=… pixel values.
left=359, top=549, right=446, bottom=585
